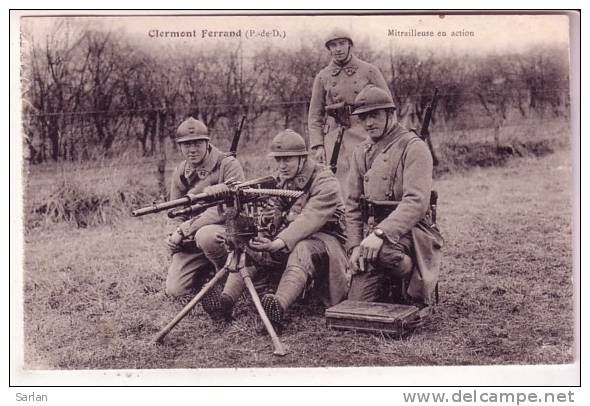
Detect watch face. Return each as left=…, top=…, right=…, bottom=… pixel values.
left=374, top=229, right=384, bottom=237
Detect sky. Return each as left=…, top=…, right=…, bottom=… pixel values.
left=19, top=12, right=571, bottom=56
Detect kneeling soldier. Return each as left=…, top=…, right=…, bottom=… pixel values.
left=165, top=117, right=245, bottom=300
left=346, top=85, right=443, bottom=306
left=204, top=129, right=350, bottom=330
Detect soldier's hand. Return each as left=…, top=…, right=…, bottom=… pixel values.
left=214, top=231, right=226, bottom=244
left=267, top=238, right=286, bottom=253
left=312, top=146, right=326, bottom=164
left=349, top=246, right=364, bottom=274
left=249, top=236, right=272, bottom=251
left=165, top=230, right=184, bottom=253
left=360, top=233, right=384, bottom=264
left=249, top=237, right=286, bottom=253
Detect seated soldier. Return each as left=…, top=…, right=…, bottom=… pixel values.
left=165, top=117, right=244, bottom=299
left=346, top=85, right=443, bottom=307
left=202, top=129, right=350, bottom=330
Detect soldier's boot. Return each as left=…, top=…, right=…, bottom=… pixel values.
left=202, top=284, right=234, bottom=321
left=259, top=266, right=309, bottom=335
left=274, top=266, right=310, bottom=311
left=261, top=294, right=284, bottom=335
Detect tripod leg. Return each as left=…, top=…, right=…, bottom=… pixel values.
left=154, top=252, right=233, bottom=344
left=238, top=258, right=288, bottom=356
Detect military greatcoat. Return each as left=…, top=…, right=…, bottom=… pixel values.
left=221, top=158, right=350, bottom=307
left=346, top=123, right=443, bottom=304
left=308, top=54, right=391, bottom=183
left=165, top=145, right=244, bottom=297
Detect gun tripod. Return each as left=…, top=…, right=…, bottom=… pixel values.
left=153, top=246, right=288, bottom=357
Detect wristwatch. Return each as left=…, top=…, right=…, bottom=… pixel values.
left=175, top=227, right=185, bottom=238
left=373, top=228, right=385, bottom=239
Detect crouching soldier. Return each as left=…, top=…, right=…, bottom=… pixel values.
left=165, top=117, right=245, bottom=300
left=204, top=129, right=350, bottom=331
left=346, top=85, right=444, bottom=307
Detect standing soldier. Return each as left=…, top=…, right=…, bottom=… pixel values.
left=346, top=85, right=443, bottom=307
left=308, top=28, right=391, bottom=188
left=203, top=129, right=350, bottom=331
left=165, top=117, right=245, bottom=300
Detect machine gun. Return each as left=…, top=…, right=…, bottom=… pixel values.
left=132, top=115, right=249, bottom=218
left=131, top=176, right=277, bottom=218
left=325, top=102, right=352, bottom=174
left=151, top=178, right=304, bottom=356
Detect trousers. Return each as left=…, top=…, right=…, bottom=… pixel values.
left=222, top=238, right=328, bottom=311
left=348, top=231, right=414, bottom=302
left=165, top=224, right=229, bottom=297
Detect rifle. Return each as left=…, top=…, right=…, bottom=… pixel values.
left=418, top=88, right=440, bottom=166
left=229, top=115, right=246, bottom=157
left=153, top=180, right=304, bottom=356
left=325, top=102, right=352, bottom=174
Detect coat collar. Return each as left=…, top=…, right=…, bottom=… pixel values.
left=362, top=123, right=410, bottom=155
left=381, top=123, right=414, bottom=154
left=278, top=158, right=317, bottom=190
left=183, top=145, right=223, bottom=181
left=328, top=54, right=359, bottom=77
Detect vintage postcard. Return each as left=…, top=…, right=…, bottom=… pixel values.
left=10, top=10, right=579, bottom=389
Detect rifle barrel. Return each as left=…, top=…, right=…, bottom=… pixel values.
left=329, top=126, right=346, bottom=174
left=230, top=115, right=246, bottom=156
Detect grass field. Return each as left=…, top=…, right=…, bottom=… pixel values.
left=21, top=134, right=575, bottom=370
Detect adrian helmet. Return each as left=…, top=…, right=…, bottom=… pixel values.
left=324, top=28, right=354, bottom=49
left=175, top=117, right=209, bottom=143
left=268, top=129, right=309, bottom=157
left=351, top=85, right=396, bottom=115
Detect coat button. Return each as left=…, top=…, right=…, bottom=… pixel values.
left=364, top=176, right=369, bottom=182
left=382, top=175, right=388, bottom=180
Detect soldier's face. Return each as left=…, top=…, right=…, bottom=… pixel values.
left=327, top=39, right=351, bottom=63
left=180, top=140, right=208, bottom=166
left=275, top=156, right=302, bottom=179
left=359, top=109, right=390, bottom=140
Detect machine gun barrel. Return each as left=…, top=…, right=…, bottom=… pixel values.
left=131, top=194, right=207, bottom=217
left=167, top=201, right=220, bottom=219
left=131, top=175, right=277, bottom=218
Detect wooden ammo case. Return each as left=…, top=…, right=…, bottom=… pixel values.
left=325, top=300, right=420, bottom=334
